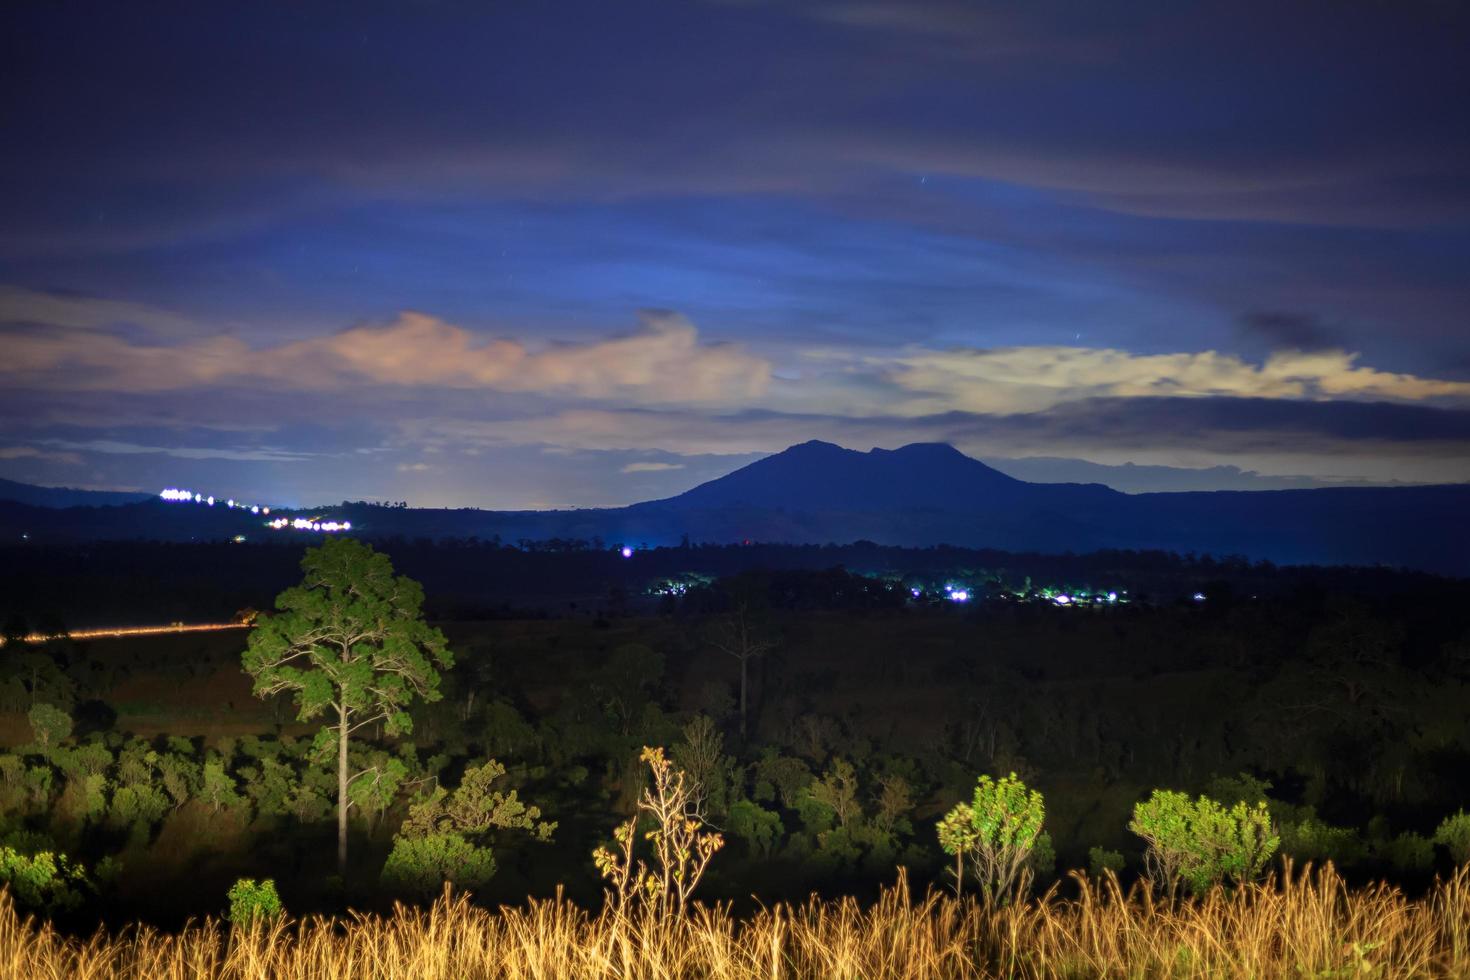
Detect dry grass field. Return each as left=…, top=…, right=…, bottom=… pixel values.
left=4, top=862, right=1468, bottom=979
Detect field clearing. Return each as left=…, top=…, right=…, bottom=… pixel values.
left=5, top=863, right=1468, bottom=978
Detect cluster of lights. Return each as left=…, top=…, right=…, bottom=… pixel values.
left=159, top=488, right=269, bottom=516
left=268, top=517, right=351, bottom=532
left=1051, top=590, right=1122, bottom=607
left=944, top=585, right=970, bottom=602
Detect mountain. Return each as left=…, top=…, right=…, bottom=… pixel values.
left=2, top=443, right=1468, bottom=574
left=0, top=477, right=153, bottom=509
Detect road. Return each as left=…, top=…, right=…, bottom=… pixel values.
left=0, top=622, right=251, bottom=646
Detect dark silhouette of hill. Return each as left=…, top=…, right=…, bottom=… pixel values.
left=2, top=441, right=1468, bottom=573
left=0, top=477, right=152, bottom=509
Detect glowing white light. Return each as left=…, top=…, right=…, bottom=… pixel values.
left=621, top=546, right=633, bottom=558
left=206, top=496, right=214, bottom=506
left=1054, top=595, right=1072, bottom=605
left=1193, top=592, right=1207, bottom=602
left=193, top=493, right=202, bottom=503
left=262, top=507, right=270, bottom=515
left=227, top=499, right=235, bottom=508
left=342, top=521, right=351, bottom=530
left=948, top=590, right=969, bottom=602
left=911, top=588, right=921, bottom=597
left=1107, top=592, right=1118, bottom=602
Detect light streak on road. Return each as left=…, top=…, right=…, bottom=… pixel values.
left=0, top=622, right=251, bottom=647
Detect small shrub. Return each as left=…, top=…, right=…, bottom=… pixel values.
left=1129, top=790, right=1278, bottom=896
left=936, top=772, right=1045, bottom=902
left=593, top=746, right=724, bottom=920
left=1088, top=846, right=1125, bottom=879
left=1434, top=811, right=1470, bottom=866
left=1279, top=817, right=1366, bottom=867
left=226, top=877, right=284, bottom=926
left=1379, top=832, right=1434, bottom=875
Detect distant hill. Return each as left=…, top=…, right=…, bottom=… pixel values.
left=0, top=477, right=152, bottom=509
left=2, top=443, right=1468, bottom=574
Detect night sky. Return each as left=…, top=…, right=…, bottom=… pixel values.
left=3, top=1, right=1468, bottom=508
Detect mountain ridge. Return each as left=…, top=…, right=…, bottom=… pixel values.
left=2, top=442, right=1468, bottom=574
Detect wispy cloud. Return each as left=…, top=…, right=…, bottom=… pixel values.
left=0, top=445, right=84, bottom=465
left=38, top=439, right=313, bottom=463
left=621, top=461, right=685, bottom=473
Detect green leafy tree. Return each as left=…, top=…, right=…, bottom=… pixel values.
left=807, top=758, right=860, bottom=829
left=1434, top=810, right=1470, bottom=866
left=157, top=752, right=200, bottom=810
left=27, top=703, right=71, bottom=750
left=242, top=538, right=453, bottom=873
left=752, top=752, right=813, bottom=808
left=1129, top=790, right=1279, bottom=897
left=727, top=799, right=783, bottom=859
left=200, top=760, right=244, bottom=814
left=936, top=772, right=1045, bottom=903
left=0, top=847, right=90, bottom=913
left=108, top=784, right=169, bottom=845
left=226, top=877, right=285, bottom=926
left=380, top=759, right=553, bottom=900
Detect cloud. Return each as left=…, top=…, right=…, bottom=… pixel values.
left=426, top=396, right=1470, bottom=485
left=620, top=461, right=685, bottom=474
left=38, top=439, right=313, bottom=462
left=396, top=462, right=431, bottom=472
left=0, top=286, right=205, bottom=339
left=1237, top=311, right=1339, bottom=351
left=1, top=307, right=771, bottom=405
left=878, top=345, right=1470, bottom=414
left=0, top=445, right=84, bottom=465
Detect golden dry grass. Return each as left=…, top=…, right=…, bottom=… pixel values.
left=4, top=863, right=1469, bottom=978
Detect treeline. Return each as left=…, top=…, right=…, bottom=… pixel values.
left=2, top=538, right=1456, bottom=629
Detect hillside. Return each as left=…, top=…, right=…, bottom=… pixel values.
left=3, top=441, right=1469, bottom=574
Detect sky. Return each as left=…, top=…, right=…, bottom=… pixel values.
left=2, top=0, right=1468, bottom=508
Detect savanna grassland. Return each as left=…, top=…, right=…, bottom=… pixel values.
left=2, top=541, right=1470, bottom=976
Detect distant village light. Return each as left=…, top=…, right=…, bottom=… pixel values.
left=621, top=546, right=633, bottom=558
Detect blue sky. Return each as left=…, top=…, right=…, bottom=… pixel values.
left=2, top=0, right=1468, bottom=507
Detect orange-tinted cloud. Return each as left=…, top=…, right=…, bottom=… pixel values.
left=1, top=308, right=771, bottom=405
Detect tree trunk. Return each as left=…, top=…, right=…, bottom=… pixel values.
left=739, top=653, right=748, bottom=738
left=337, top=706, right=349, bottom=876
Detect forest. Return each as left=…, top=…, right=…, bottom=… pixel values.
left=1, top=534, right=1468, bottom=949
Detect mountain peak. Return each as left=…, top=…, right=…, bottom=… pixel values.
left=657, top=439, right=1048, bottom=512
left=781, top=439, right=848, bottom=456
left=880, top=442, right=967, bottom=458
